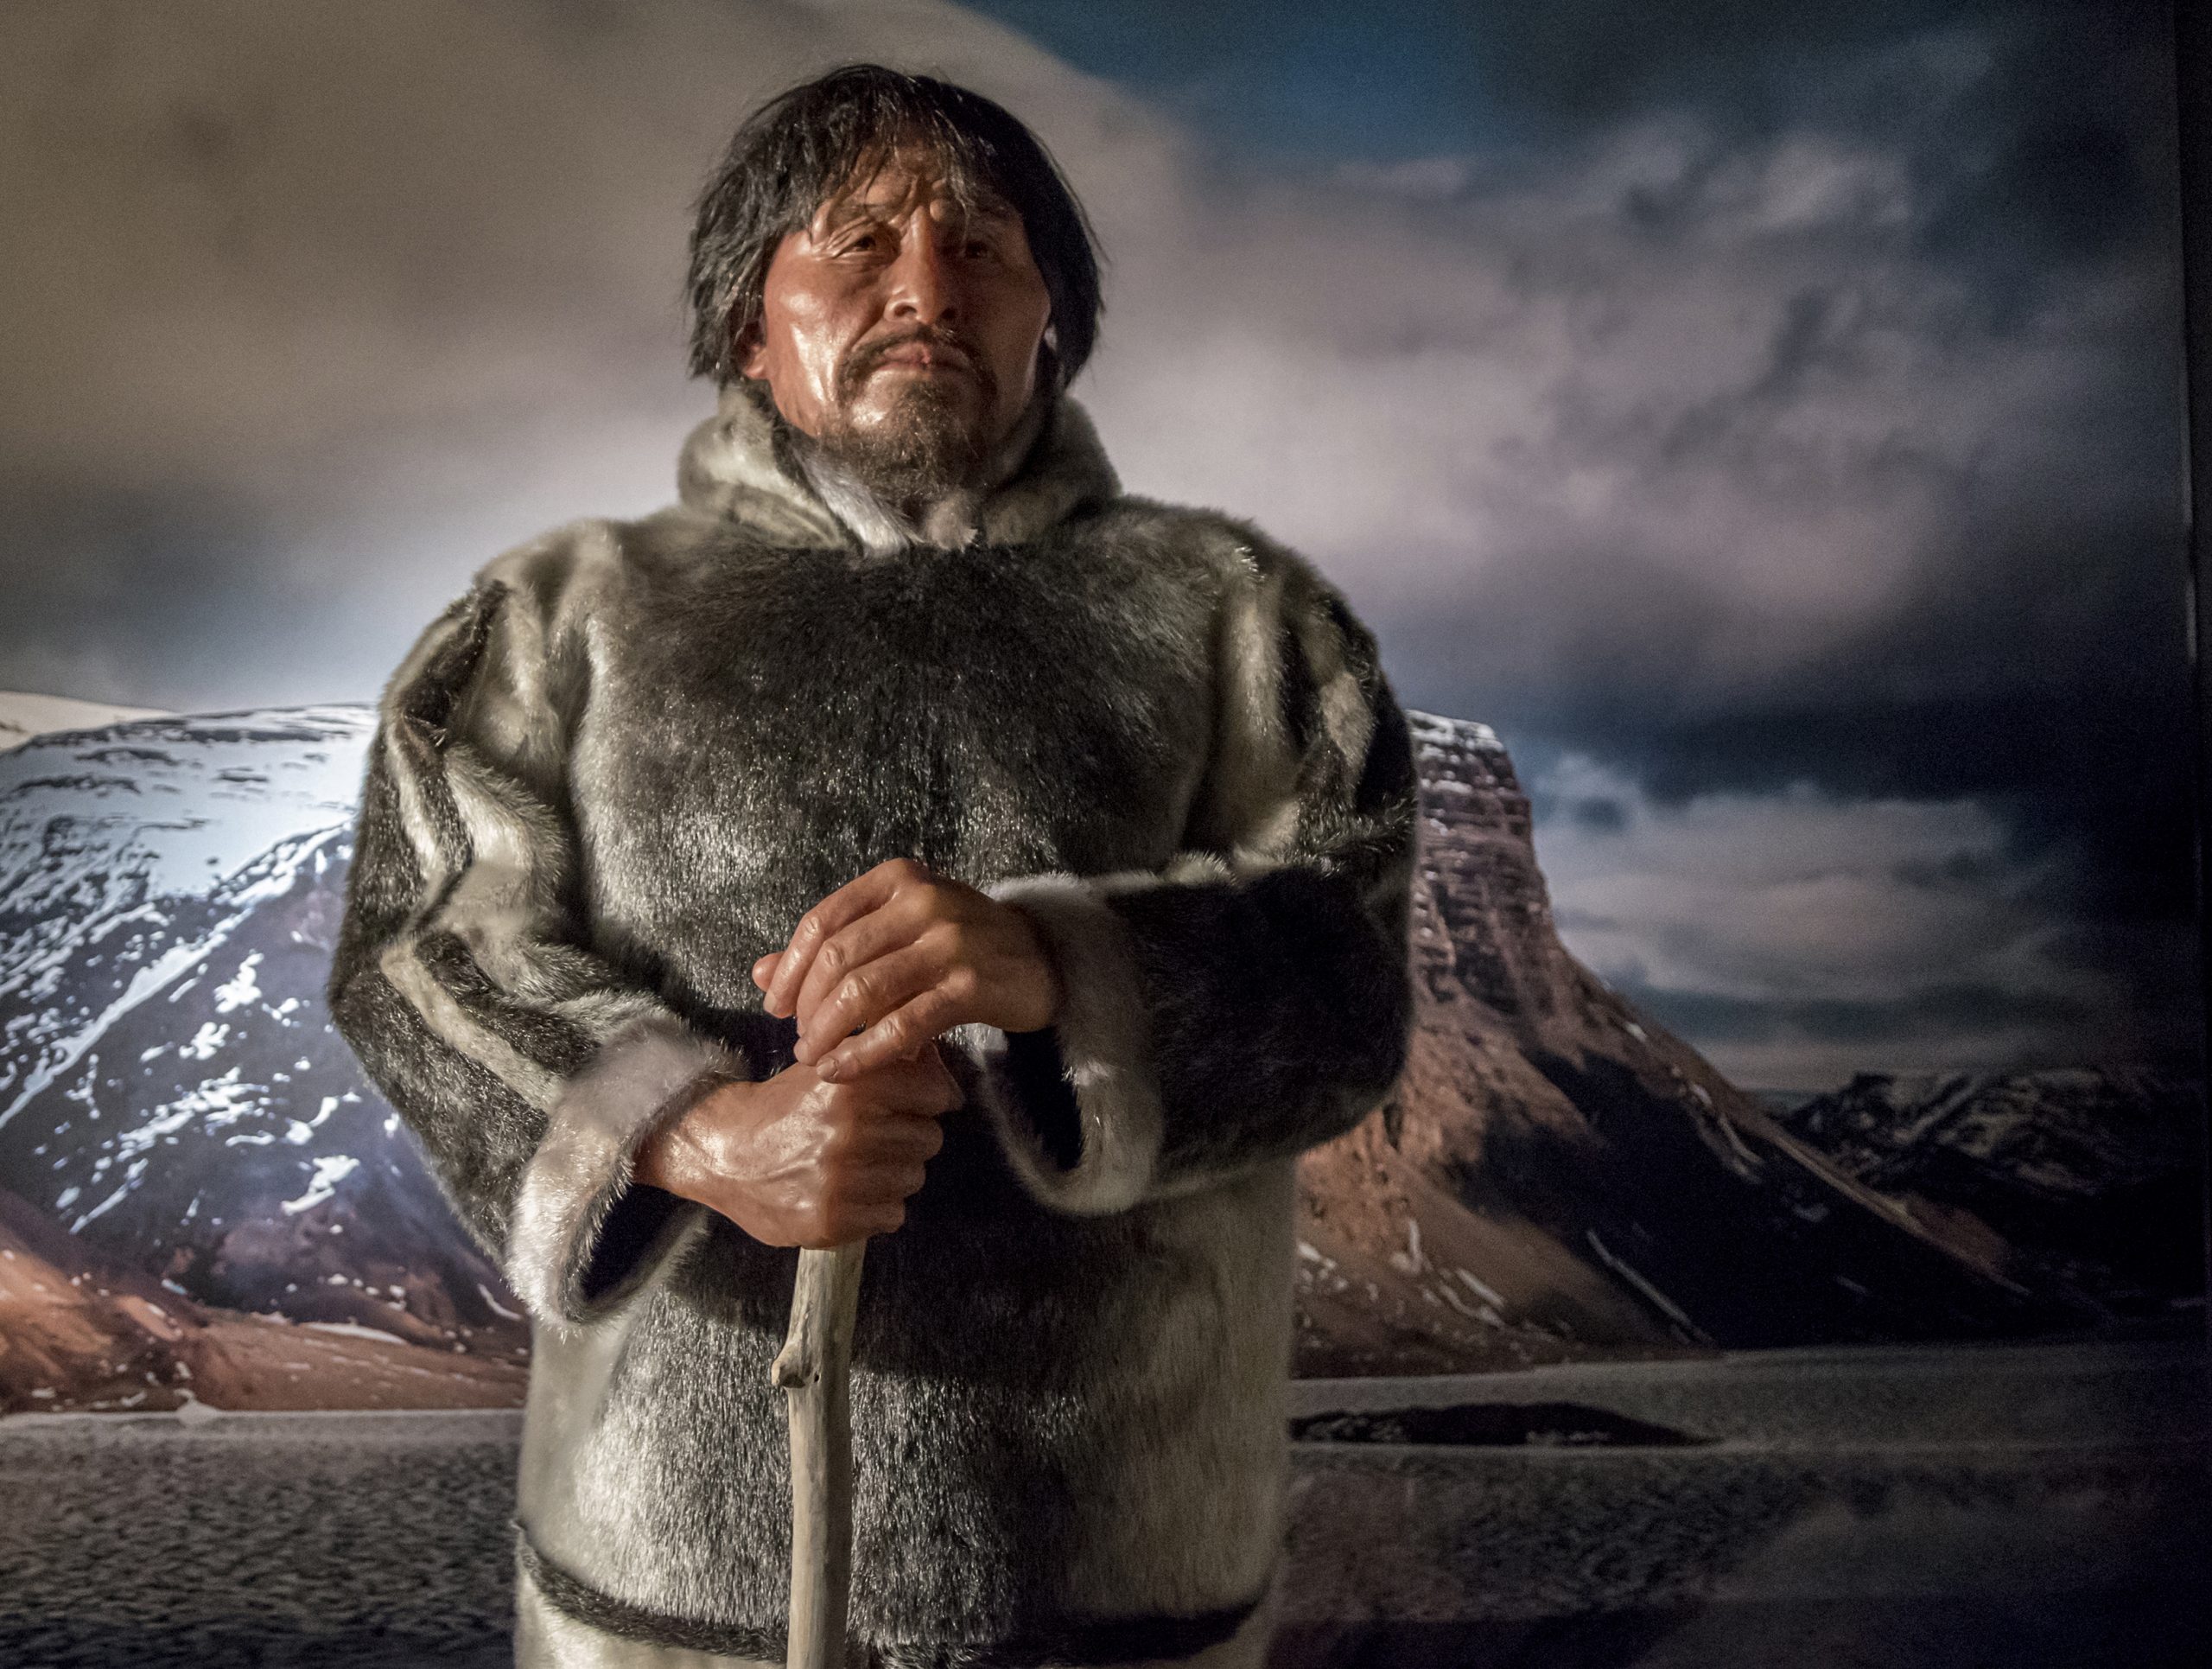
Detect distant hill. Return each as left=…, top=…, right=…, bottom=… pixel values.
left=0, top=690, right=167, bottom=755
left=1776, top=1069, right=2208, bottom=1323
left=0, top=1181, right=525, bottom=1415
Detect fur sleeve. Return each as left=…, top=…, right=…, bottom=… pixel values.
left=326, top=539, right=747, bottom=1334
left=957, top=533, right=1418, bottom=1213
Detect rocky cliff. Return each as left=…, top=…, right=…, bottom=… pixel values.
left=1291, top=713, right=2087, bottom=1373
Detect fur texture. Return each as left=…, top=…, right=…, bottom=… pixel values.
left=326, top=379, right=1418, bottom=1664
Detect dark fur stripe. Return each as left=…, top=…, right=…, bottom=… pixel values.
left=327, top=960, right=544, bottom=1259
left=388, top=717, right=474, bottom=886
left=376, top=579, right=630, bottom=1081
left=412, top=926, right=601, bottom=1078
left=514, top=1524, right=1262, bottom=1668
left=401, top=577, right=506, bottom=737
left=1275, top=609, right=1318, bottom=762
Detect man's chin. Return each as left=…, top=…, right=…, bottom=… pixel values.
left=814, top=400, right=993, bottom=500
left=849, top=382, right=985, bottom=436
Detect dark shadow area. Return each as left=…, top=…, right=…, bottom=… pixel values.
left=1289, top=1402, right=1712, bottom=1448
left=0, top=1623, right=513, bottom=1669
left=1268, top=1586, right=2212, bottom=1669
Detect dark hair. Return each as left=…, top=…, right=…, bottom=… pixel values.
left=684, top=64, right=1104, bottom=389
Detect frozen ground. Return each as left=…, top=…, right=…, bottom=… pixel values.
left=0, top=1338, right=2204, bottom=1667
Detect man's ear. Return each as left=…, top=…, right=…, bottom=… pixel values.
left=734, top=316, right=768, bottom=381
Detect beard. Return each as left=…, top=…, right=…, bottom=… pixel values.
left=813, top=378, right=989, bottom=502
left=807, top=332, right=1001, bottom=502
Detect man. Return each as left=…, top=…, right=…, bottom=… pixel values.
left=327, top=63, right=1417, bottom=1669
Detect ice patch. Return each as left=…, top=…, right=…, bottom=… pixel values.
left=302, top=1320, right=412, bottom=1346
left=181, top=1022, right=229, bottom=1061
left=1586, top=1227, right=1710, bottom=1343
left=213, top=952, right=264, bottom=1014
left=1453, top=1267, right=1505, bottom=1306
left=281, top=1153, right=360, bottom=1214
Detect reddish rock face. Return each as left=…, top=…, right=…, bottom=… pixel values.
left=1292, top=713, right=2075, bottom=1378
left=0, top=1184, right=525, bottom=1416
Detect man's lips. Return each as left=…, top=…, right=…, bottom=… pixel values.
left=867, top=341, right=975, bottom=374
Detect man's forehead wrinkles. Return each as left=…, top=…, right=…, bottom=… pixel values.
left=810, top=173, right=1014, bottom=236
left=817, top=194, right=888, bottom=232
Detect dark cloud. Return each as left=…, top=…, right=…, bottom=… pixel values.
left=1567, top=795, right=1630, bottom=834
left=1405, top=488, right=2196, bottom=932
left=1622, top=975, right=2094, bottom=1048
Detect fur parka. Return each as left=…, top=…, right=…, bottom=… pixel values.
left=325, top=380, right=1419, bottom=1666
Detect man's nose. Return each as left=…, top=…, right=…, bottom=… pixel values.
left=885, top=228, right=959, bottom=325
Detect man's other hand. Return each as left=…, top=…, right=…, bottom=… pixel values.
left=633, top=1043, right=962, bottom=1247
left=752, top=857, right=1065, bottom=1081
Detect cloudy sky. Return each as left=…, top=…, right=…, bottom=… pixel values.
left=0, top=0, right=2194, bottom=1089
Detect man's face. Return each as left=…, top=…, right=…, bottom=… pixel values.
left=739, top=143, right=1053, bottom=496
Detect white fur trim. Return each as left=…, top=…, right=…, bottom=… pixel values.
left=954, top=870, right=1171, bottom=1214
left=505, top=1012, right=739, bottom=1332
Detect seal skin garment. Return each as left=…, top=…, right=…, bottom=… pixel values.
left=325, top=383, right=1419, bottom=1667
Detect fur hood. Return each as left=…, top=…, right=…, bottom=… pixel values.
left=673, top=379, right=1122, bottom=554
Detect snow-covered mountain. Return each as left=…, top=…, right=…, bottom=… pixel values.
left=1776, top=1070, right=2207, bottom=1322
left=0, top=698, right=2136, bottom=1407
left=0, top=707, right=525, bottom=1360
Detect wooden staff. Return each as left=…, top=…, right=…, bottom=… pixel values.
left=772, top=1239, right=868, bottom=1669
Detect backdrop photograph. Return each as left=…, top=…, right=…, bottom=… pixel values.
left=2, top=3, right=2206, bottom=1666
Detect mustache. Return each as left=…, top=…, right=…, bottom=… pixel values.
left=841, top=327, right=995, bottom=400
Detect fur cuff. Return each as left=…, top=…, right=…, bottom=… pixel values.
left=504, top=1012, right=739, bottom=1331
left=954, top=870, right=1173, bottom=1214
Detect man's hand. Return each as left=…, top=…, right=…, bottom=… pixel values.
left=634, top=1045, right=962, bottom=1247
left=752, top=857, right=1065, bottom=1082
